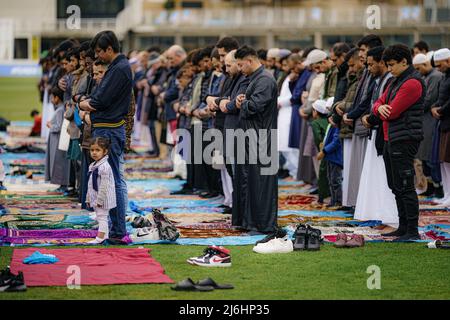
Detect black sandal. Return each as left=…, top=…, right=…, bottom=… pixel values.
left=197, top=278, right=234, bottom=290
left=171, top=278, right=215, bottom=291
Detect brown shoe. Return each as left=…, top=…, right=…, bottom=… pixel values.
left=334, top=233, right=348, bottom=248
left=345, top=234, right=365, bottom=248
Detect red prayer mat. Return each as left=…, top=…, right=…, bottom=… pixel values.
left=10, top=248, right=174, bottom=287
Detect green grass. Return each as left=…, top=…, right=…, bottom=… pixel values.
left=1, top=243, right=449, bottom=300
left=0, top=77, right=40, bottom=121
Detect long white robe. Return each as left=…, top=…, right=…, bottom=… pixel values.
left=354, top=130, right=399, bottom=226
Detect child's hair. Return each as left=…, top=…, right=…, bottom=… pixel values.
left=50, top=86, right=64, bottom=101
left=90, top=137, right=110, bottom=151
left=30, top=109, right=40, bottom=117
left=94, top=59, right=107, bottom=67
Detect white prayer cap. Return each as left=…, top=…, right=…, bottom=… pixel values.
left=412, top=53, right=428, bottom=65
left=279, top=49, right=292, bottom=59
left=312, top=99, right=328, bottom=115
left=433, top=48, right=450, bottom=62
left=267, top=48, right=280, bottom=59
left=303, top=49, right=328, bottom=66
left=426, top=51, right=434, bottom=61
left=325, top=97, right=335, bottom=111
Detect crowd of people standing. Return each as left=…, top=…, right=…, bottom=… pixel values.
left=37, top=31, right=450, bottom=243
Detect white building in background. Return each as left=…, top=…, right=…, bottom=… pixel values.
left=0, top=0, right=449, bottom=67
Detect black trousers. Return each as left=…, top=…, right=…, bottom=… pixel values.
left=383, top=140, right=420, bottom=234
left=327, top=161, right=342, bottom=206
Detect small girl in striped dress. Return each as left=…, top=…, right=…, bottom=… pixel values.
left=86, top=137, right=116, bottom=244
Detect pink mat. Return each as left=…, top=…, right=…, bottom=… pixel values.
left=10, top=248, right=174, bottom=287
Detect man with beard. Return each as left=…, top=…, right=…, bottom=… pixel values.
left=232, top=45, right=278, bottom=234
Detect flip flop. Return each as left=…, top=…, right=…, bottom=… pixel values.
left=171, top=278, right=214, bottom=291
left=197, top=277, right=234, bottom=290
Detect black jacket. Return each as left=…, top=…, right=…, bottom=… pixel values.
left=437, top=69, right=450, bottom=132
left=384, top=66, right=426, bottom=143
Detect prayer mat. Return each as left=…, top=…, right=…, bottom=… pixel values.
left=10, top=248, right=173, bottom=286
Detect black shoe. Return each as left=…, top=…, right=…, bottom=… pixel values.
left=393, top=233, right=421, bottom=242
left=201, top=193, right=220, bottom=199
left=293, top=224, right=308, bottom=251
left=309, top=189, right=319, bottom=195
left=222, top=206, right=232, bottom=214
left=382, top=228, right=407, bottom=237
left=217, top=204, right=228, bottom=209
left=421, top=182, right=435, bottom=197
left=0, top=271, right=26, bottom=292
left=193, top=190, right=207, bottom=196
left=337, top=206, right=353, bottom=212
left=435, top=186, right=444, bottom=199
left=171, top=188, right=193, bottom=195
left=277, top=169, right=290, bottom=179
left=306, top=225, right=322, bottom=251
left=255, top=228, right=287, bottom=245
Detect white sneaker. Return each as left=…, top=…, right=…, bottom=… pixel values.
left=253, top=237, right=293, bottom=254
left=130, top=227, right=160, bottom=242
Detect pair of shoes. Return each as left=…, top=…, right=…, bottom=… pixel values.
left=292, top=224, right=322, bottom=251
left=187, top=246, right=232, bottom=267
left=131, top=216, right=152, bottom=229
left=427, top=240, right=450, bottom=249
left=334, top=233, right=365, bottom=248
left=130, top=227, right=160, bottom=241
left=0, top=267, right=27, bottom=292
left=171, top=278, right=234, bottom=291
left=255, top=228, right=287, bottom=246
left=253, top=236, right=293, bottom=254
left=393, top=233, right=421, bottom=242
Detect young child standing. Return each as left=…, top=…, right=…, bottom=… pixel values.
left=311, top=99, right=331, bottom=204
left=86, top=137, right=116, bottom=244
left=317, top=122, right=343, bottom=208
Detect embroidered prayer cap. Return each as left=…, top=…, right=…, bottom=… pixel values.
left=312, top=99, right=328, bottom=115
left=303, top=49, right=328, bottom=66
left=433, top=48, right=450, bottom=62
left=412, top=53, right=428, bottom=65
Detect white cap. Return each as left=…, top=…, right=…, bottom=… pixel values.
left=279, top=49, right=292, bottom=59
left=412, top=53, right=428, bottom=65
left=267, top=48, right=280, bottom=59
left=312, top=99, right=328, bottom=115
left=325, top=97, right=335, bottom=111
left=303, top=49, right=328, bottom=66
left=426, top=51, right=434, bottom=62
left=433, top=48, right=450, bottom=62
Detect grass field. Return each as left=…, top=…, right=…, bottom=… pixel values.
left=0, top=243, right=449, bottom=300
left=0, top=77, right=449, bottom=300
left=0, top=77, right=40, bottom=121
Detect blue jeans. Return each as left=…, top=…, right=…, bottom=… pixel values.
left=92, top=126, right=128, bottom=238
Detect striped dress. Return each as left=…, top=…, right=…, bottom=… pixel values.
left=86, top=155, right=116, bottom=210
